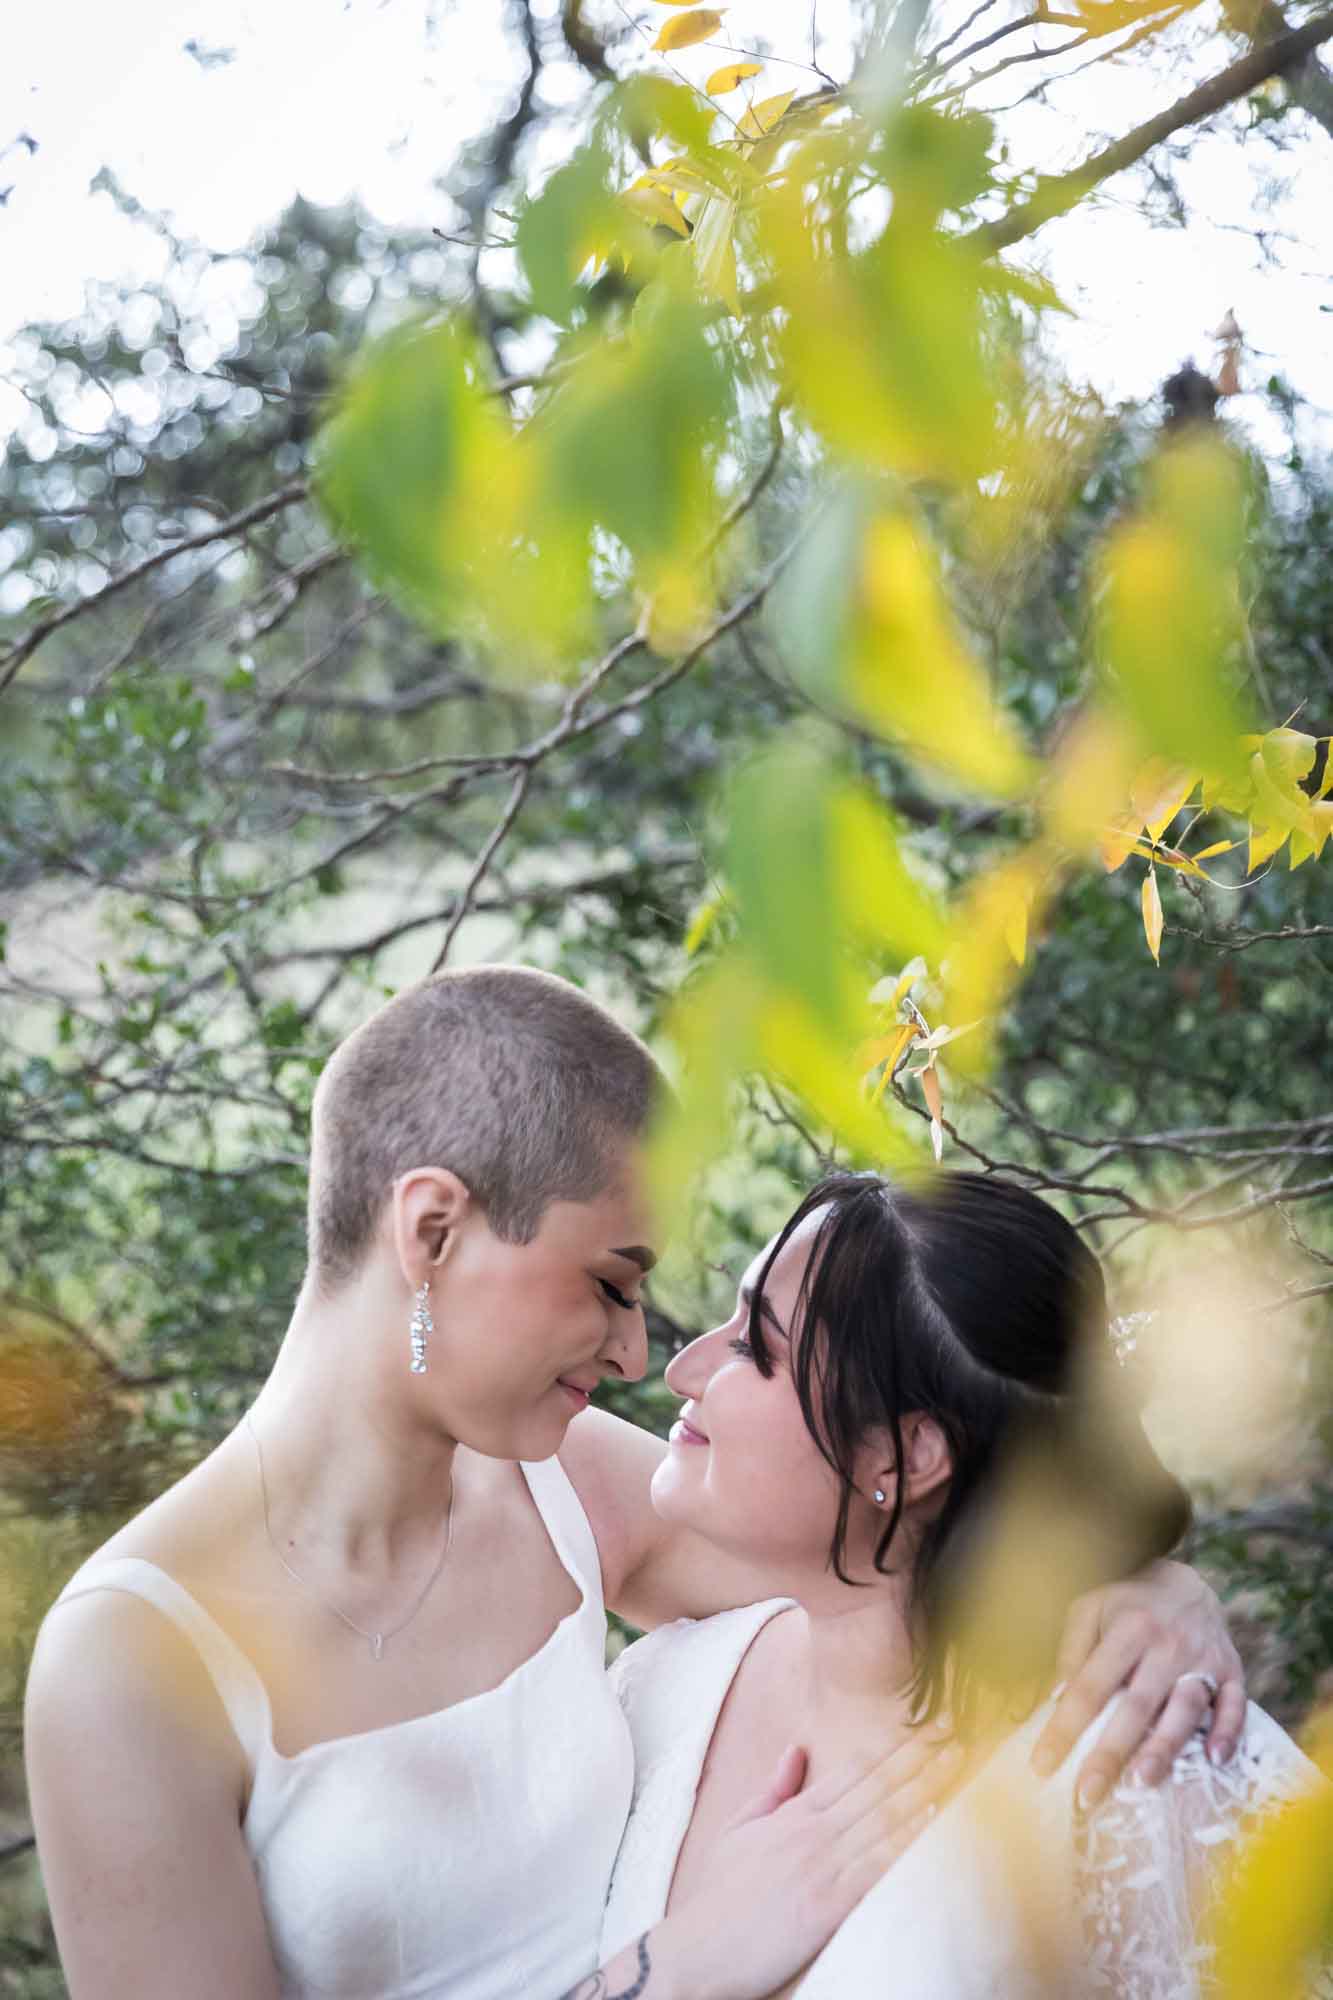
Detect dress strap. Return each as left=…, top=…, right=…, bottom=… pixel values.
left=54, top=1556, right=271, bottom=1766
left=521, top=1453, right=605, bottom=1615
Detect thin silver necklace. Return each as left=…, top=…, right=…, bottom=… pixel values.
left=246, top=1412, right=455, bottom=1661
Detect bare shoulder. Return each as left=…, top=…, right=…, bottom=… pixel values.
left=26, top=1587, right=278, bottom=1999
left=27, top=1581, right=244, bottom=1794
left=558, top=1404, right=668, bottom=1600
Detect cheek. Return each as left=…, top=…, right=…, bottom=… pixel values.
left=656, top=1372, right=842, bottom=1554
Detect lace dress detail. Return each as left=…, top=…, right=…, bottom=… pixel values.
left=604, top=1609, right=1330, bottom=1999
left=1075, top=1704, right=1333, bottom=1999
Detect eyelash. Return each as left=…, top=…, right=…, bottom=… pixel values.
left=599, top=1278, right=639, bottom=1312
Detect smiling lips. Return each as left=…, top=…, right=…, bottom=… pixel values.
left=557, top=1378, right=597, bottom=1411
left=669, top=1414, right=708, bottom=1447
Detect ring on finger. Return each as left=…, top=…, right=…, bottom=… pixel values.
left=1174, top=1670, right=1219, bottom=1700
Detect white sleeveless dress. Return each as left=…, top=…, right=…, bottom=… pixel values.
left=56, top=1454, right=634, bottom=2000
left=603, top=1599, right=1330, bottom=1998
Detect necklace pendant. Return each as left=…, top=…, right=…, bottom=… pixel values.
left=371, top=1632, right=384, bottom=1661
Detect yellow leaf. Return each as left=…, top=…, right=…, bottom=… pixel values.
left=1260, top=726, right=1318, bottom=788
left=649, top=956, right=760, bottom=1225
left=706, top=61, right=761, bottom=92
left=1130, top=759, right=1197, bottom=841
left=1319, top=739, right=1333, bottom=801
left=737, top=90, right=795, bottom=139
left=942, top=847, right=1052, bottom=1074
left=1097, top=437, right=1251, bottom=785
left=1190, top=839, right=1238, bottom=862
left=1003, top=881, right=1031, bottom=965
left=1043, top=708, right=1137, bottom=856
left=1141, top=867, right=1164, bottom=963
left=758, top=991, right=911, bottom=1161
left=636, top=557, right=713, bottom=653
left=856, top=511, right=1033, bottom=798
left=1289, top=800, right=1333, bottom=868
left=622, top=179, right=692, bottom=237
left=653, top=9, right=726, bottom=51
left=1099, top=812, right=1142, bottom=874
left=1313, top=798, right=1333, bottom=856
left=1248, top=822, right=1288, bottom=872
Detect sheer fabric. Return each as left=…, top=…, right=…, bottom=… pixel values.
left=603, top=1600, right=1329, bottom=1998
left=56, top=1455, right=634, bottom=2000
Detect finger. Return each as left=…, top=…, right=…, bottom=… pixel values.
left=1031, top=1615, right=1156, bottom=1779
left=831, top=1743, right=966, bottom=1857
left=801, top=1723, right=949, bottom=1814
left=1206, top=1673, right=1247, bottom=1767
left=1125, top=1677, right=1216, bottom=1788
left=1069, top=1648, right=1192, bottom=1811
left=1055, top=1589, right=1106, bottom=1686
left=734, top=1743, right=808, bottom=1825
left=838, top=1801, right=944, bottom=1905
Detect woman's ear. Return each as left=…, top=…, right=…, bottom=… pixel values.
left=899, top=1412, right=953, bottom=1508
left=391, top=1167, right=473, bottom=1285
left=860, top=1414, right=952, bottom=1511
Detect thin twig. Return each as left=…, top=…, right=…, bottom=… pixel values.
left=0, top=482, right=309, bottom=696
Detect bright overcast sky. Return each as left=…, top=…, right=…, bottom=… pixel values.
left=2, top=0, right=1331, bottom=459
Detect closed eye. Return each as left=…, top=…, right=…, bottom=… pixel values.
left=598, top=1277, right=640, bottom=1312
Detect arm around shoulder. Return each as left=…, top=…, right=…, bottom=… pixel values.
left=560, top=1406, right=784, bottom=1630
left=25, top=1590, right=282, bottom=2000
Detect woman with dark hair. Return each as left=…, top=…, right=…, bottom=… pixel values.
left=599, top=1172, right=1325, bottom=1999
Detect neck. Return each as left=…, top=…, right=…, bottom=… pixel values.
left=247, top=1269, right=457, bottom=1571
left=782, top=1570, right=922, bottom=1782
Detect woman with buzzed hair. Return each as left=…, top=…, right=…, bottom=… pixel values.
left=27, top=965, right=1246, bottom=1999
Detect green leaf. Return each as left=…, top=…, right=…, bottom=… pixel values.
left=515, top=136, right=617, bottom=322
left=316, top=319, right=503, bottom=637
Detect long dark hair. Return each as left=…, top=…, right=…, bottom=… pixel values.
left=746, top=1170, right=1190, bottom=1721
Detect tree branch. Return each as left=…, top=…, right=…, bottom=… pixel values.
left=0, top=481, right=309, bottom=696
left=974, top=7, right=1333, bottom=252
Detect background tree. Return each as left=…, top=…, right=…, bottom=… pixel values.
left=3, top=0, right=1332, bottom=1987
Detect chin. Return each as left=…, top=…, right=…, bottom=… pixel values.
left=451, top=1399, right=570, bottom=1464
left=648, top=1454, right=700, bottom=1524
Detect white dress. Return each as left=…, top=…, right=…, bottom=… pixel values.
left=603, top=1598, right=1329, bottom=1998
left=55, top=1455, right=634, bottom=2000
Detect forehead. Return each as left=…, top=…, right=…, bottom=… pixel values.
left=740, top=1204, right=832, bottom=1299
left=537, top=1152, right=659, bottom=1256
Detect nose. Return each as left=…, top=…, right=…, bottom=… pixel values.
left=602, top=1306, right=649, bottom=1384
left=664, top=1324, right=726, bottom=1399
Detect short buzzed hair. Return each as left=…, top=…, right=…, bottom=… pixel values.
left=307, top=965, right=662, bottom=1291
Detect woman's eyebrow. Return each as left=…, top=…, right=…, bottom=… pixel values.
left=610, top=1244, right=657, bottom=1273
left=739, top=1284, right=787, bottom=1339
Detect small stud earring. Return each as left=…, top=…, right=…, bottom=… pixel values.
left=409, top=1282, right=432, bottom=1374
left=873, top=1487, right=886, bottom=1504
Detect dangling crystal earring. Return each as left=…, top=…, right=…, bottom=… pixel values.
left=409, top=1282, right=432, bottom=1374
left=873, top=1487, right=886, bottom=1504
